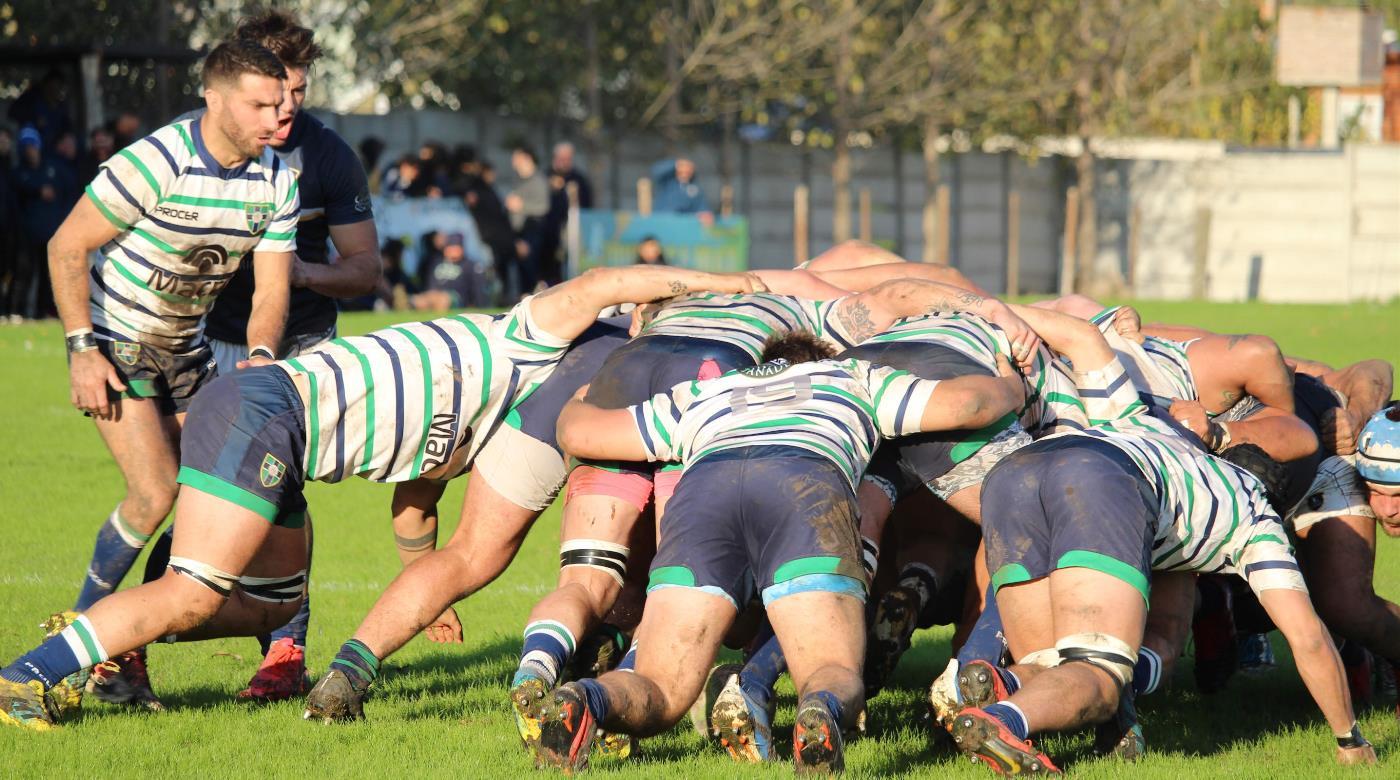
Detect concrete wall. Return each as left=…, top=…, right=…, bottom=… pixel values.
left=316, top=108, right=1400, bottom=302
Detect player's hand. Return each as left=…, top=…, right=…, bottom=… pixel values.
left=236, top=355, right=277, bottom=370
left=424, top=606, right=463, bottom=643
left=987, top=303, right=1040, bottom=371
left=1169, top=399, right=1212, bottom=441
left=994, top=354, right=1027, bottom=407
left=742, top=272, right=769, bottom=294
left=1112, top=306, right=1143, bottom=342
left=289, top=256, right=310, bottom=289
left=70, top=348, right=126, bottom=419
left=1335, top=743, right=1377, bottom=765
left=1320, top=407, right=1364, bottom=456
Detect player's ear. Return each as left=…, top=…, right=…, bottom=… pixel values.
left=203, top=84, right=224, bottom=113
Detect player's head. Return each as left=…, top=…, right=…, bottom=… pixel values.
left=201, top=40, right=287, bottom=160
left=233, top=9, right=323, bottom=147
left=760, top=331, right=836, bottom=365
left=1219, top=443, right=1289, bottom=515
left=1357, top=403, right=1400, bottom=536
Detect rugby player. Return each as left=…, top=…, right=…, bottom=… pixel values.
left=935, top=315, right=1375, bottom=772
left=41, top=40, right=299, bottom=712
left=532, top=331, right=1027, bottom=772
left=140, top=10, right=383, bottom=703
left=0, top=266, right=761, bottom=731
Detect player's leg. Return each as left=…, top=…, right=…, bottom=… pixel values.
left=1299, top=513, right=1400, bottom=665
left=306, top=465, right=539, bottom=721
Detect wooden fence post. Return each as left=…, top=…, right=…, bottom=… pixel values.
left=637, top=178, right=652, bottom=216
left=794, top=184, right=810, bottom=267
left=1059, top=186, right=1080, bottom=296
left=1006, top=189, right=1021, bottom=298
left=859, top=187, right=872, bottom=243
left=935, top=184, right=951, bottom=265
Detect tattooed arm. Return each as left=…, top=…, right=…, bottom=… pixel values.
left=529, top=266, right=763, bottom=342
left=48, top=197, right=126, bottom=417
left=1315, top=359, right=1394, bottom=455
left=837, top=279, right=1040, bottom=364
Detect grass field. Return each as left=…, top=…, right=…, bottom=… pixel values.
left=2, top=300, right=1399, bottom=778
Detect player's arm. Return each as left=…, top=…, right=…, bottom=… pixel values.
left=1187, top=334, right=1294, bottom=414
left=836, top=279, right=1040, bottom=363
left=1316, top=359, right=1394, bottom=455
left=1140, top=322, right=1215, bottom=341
left=916, top=354, right=1025, bottom=431
left=1007, top=303, right=1115, bottom=371
left=1027, top=293, right=1107, bottom=320
left=813, top=260, right=990, bottom=297
left=751, top=268, right=854, bottom=299
left=48, top=197, right=128, bottom=416
left=243, top=250, right=292, bottom=366
left=1258, top=587, right=1374, bottom=764
left=556, top=401, right=651, bottom=463
left=390, top=478, right=464, bottom=643
left=294, top=220, right=381, bottom=298
left=529, top=266, right=763, bottom=342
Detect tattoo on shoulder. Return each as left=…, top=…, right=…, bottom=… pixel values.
left=1221, top=389, right=1239, bottom=405
left=1225, top=334, right=1248, bottom=349
left=838, top=299, right=878, bottom=341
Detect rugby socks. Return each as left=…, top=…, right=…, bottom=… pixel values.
left=860, top=536, right=880, bottom=580
left=803, top=690, right=846, bottom=729
left=330, top=639, right=380, bottom=687
left=983, top=701, right=1030, bottom=741
left=740, top=626, right=786, bottom=711
left=1133, top=647, right=1163, bottom=696
left=575, top=678, right=611, bottom=724
left=74, top=507, right=152, bottom=611
left=266, top=523, right=313, bottom=650
left=957, top=589, right=1009, bottom=667
left=616, top=642, right=637, bottom=672
left=897, top=562, right=939, bottom=612
left=513, top=620, right=576, bottom=688
left=1, top=615, right=107, bottom=688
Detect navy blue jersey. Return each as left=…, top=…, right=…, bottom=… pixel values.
left=204, top=111, right=373, bottom=343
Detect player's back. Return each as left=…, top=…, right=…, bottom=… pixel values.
left=86, top=116, right=298, bottom=351
left=641, top=292, right=857, bottom=362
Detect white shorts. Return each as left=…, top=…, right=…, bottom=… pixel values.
left=473, top=424, right=569, bottom=512
left=208, top=327, right=336, bottom=375
left=1286, top=455, right=1376, bottom=533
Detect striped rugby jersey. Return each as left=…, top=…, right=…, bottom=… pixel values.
left=641, top=293, right=859, bottom=361
left=1090, top=307, right=1197, bottom=411
left=628, top=357, right=941, bottom=491
left=85, top=116, right=299, bottom=352
left=859, top=312, right=1091, bottom=437
left=275, top=298, right=568, bottom=484
left=1050, top=356, right=1306, bottom=596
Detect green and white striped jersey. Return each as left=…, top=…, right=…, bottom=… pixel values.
left=628, top=357, right=941, bottom=492
left=275, top=297, right=569, bottom=484
left=1051, top=357, right=1306, bottom=596
left=859, top=312, right=1092, bottom=437
left=1090, top=307, right=1198, bottom=411
left=85, top=116, right=299, bottom=352
left=641, top=293, right=859, bottom=361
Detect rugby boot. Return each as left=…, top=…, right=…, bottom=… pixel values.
left=929, top=659, right=964, bottom=729
left=0, top=678, right=55, bottom=731
left=1192, top=577, right=1237, bottom=694
left=1092, top=685, right=1145, bottom=760
left=950, top=708, right=1060, bottom=775
left=592, top=729, right=636, bottom=762
left=89, top=649, right=164, bottom=711
left=565, top=627, right=625, bottom=682
left=238, top=637, right=311, bottom=702
left=39, top=611, right=86, bottom=721
left=863, top=585, right=921, bottom=695
left=510, top=676, right=549, bottom=747
left=303, top=669, right=368, bottom=723
left=958, top=660, right=1013, bottom=710
left=688, top=662, right=742, bottom=739
left=711, top=671, right=774, bottom=763
left=534, top=682, right=597, bottom=772
left=1238, top=632, right=1277, bottom=674
left=793, top=701, right=845, bottom=774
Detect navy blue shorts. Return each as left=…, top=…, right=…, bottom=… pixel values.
left=176, top=366, right=309, bottom=528
left=648, top=446, right=867, bottom=608
left=509, top=316, right=631, bottom=451
left=93, top=337, right=218, bottom=415
left=582, top=334, right=753, bottom=476
left=981, top=436, right=1156, bottom=603
left=840, top=341, right=996, bottom=499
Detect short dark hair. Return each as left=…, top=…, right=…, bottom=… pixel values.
left=202, top=40, right=287, bottom=89
left=512, top=146, right=538, bottom=165
left=760, top=331, right=837, bottom=365
left=234, top=9, right=323, bottom=69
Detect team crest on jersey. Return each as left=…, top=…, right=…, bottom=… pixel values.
left=245, top=202, right=274, bottom=235
left=259, top=453, right=287, bottom=488
left=112, top=341, right=141, bottom=366
left=739, top=359, right=789, bottom=378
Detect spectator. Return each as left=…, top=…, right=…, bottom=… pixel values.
left=377, top=238, right=417, bottom=310
left=7, top=70, right=72, bottom=150
left=505, top=145, right=550, bottom=296
left=358, top=136, right=386, bottom=194
left=108, top=111, right=141, bottom=150
left=382, top=154, right=425, bottom=198
left=416, top=141, right=449, bottom=197
left=539, top=141, right=593, bottom=286
left=464, top=160, right=517, bottom=305
left=12, top=126, right=74, bottom=319
left=448, top=144, right=479, bottom=196
left=549, top=142, right=594, bottom=209
left=0, top=126, right=12, bottom=170
left=634, top=235, right=667, bottom=266
left=77, top=126, right=115, bottom=185
left=413, top=232, right=486, bottom=311
left=52, top=130, right=79, bottom=183
left=0, top=127, right=18, bottom=320
left=651, top=156, right=713, bottom=223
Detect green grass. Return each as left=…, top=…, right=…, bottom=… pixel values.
left=2, top=300, right=1399, bottom=778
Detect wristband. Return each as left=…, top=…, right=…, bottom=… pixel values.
left=1335, top=722, right=1367, bottom=749
left=248, top=345, right=276, bottom=361
left=65, top=331, right=99, bottom=354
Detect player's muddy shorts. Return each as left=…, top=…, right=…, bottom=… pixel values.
left=982, top=436, right=1156, bottom=604
left=574, top=333, right=753, bottom=492
left=93, top=336, right=218, bottom=415
left=479, top=317, right=631, bottom=511
left=648, top=446, right=867, bottom=609
left=176, top=366, right=308, bottom=528
left=842, top=341, right=1030, bottom=501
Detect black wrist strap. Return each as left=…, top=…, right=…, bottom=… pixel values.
left=66, top=332, right=99, bottom=353
left=1336, top=723, right=1368, bottom=749
left=249, top=346, right=276, bottom=361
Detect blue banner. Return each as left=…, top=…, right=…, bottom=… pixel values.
left=576, top=211, right=749, bottom=273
